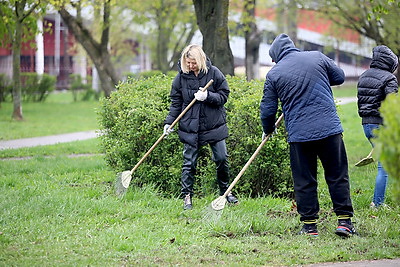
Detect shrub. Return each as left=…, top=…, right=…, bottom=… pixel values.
left=0, top=73, right=12, bottom=103
left=98, top=75, right=292, bottom=198
left=69, top=74, right=97, bottom=101
left=20, top=73, right=56, bottom=102
left=375, top=94, right=400, bottom=202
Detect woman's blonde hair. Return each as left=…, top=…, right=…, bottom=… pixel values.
left=180, top=44, right=208, bottom=74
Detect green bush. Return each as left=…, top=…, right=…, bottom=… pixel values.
left=98, top=75, right=292, bottom=198
left=20, top=73, right=56, bottom=102
left=0, top=73, right=12, bottom=103
left=69, top=74, right=97, bottom=101
left=375, top=93, right=400, bottom=202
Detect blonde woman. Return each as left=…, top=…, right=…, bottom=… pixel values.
left=163, top=44, right=238, bottom=210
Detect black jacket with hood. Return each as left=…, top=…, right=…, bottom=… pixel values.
left=357, top=45, right=399, bottom=125
left=164, top=58, right=229, bottom=147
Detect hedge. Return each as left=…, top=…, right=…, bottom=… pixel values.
left=98, top=75, right=292, bottom=198
left=375, top=93, right=400, bottom=202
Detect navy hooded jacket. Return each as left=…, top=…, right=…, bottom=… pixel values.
left=357, top=45, right=398, bottom=125
left=260, top=33, right=345, bottom=143
left=164, top=58, right=229, bottom=147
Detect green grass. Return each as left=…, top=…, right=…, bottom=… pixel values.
left=1, top=88, right=399, bottom=266
left=333, top=82, right=358, bottom=98
left=0, top=92, right=99, bottom=140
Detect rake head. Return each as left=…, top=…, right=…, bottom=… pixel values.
left=355, top=157, right=374, bottom=167
left=115, top=170, right=132, bottom=197
left=210, top=196, right=227, bottom=211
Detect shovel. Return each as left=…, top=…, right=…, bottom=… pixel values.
left=210, top=114, right=285, bottom=211
left=115, top=79, right=214, bottom=197
left=355, top=148, right=374, bottom=167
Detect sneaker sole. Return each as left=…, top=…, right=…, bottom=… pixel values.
left=335, top=226, right=354, bottom=237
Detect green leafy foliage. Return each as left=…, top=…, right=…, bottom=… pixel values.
left=0, top=73, right=12, bottom=103
left=375, top=94, right=400, bottom=202
left=20, top=73, right=56, bottom=102
left=98, top=75, right=292, bottom=198
left=69, top=74, right=97, bottom=101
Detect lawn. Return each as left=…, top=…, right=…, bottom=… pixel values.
left=0, top=91, right=99, bottom=140
left=0, top=86, right=399, bottom=266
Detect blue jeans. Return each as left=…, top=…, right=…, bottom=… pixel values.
left=363, top=124, right=388, bottom=206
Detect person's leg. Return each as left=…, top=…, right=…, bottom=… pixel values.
left=317, top=134, right=356, bottom=237
left=373, top=162, right=389, bottom=206
left=181, top=143, right=199, bottom=200
left=363, top=124, right=388, bottom=207
left=210, top=140, right=230, bottom=195
left=289, top=142, right=319, bottom=222
left=317, top=134, right=354, bottom=217
left=362, top=124, right=376, bottom=147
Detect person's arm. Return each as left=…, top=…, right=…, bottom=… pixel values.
left=260, top=77, right=279, bottom=134
left=384, top=76, right=398, bottom=95
left=323, top=54, right=345, bottom=86
left=204, top=67, right=229, bottom=106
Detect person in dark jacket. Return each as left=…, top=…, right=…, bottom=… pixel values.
left=357, top=45, right=398, bottom=208
left=164, top=44, right=238, bottom=210
left=260, top=33, right=355, bottom=237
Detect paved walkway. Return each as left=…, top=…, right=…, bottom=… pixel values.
left=0, top=130, right=98, bottom=150
left=306, top=258, right=400, bottom=267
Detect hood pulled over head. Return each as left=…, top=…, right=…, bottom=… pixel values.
left=371, top=45, right=398, bottom=73
left=269, top=33, right=300, bottom=63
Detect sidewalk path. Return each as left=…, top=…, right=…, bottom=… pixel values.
left=335, top=96, right=357, bottom=105
left=306, top=258, right=400, bottom=267
left=0, top=97, right=357, bottom=150
left=0, top=130, right=98, bottom=150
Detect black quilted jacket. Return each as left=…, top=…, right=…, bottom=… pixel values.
left=164, top=59, right=229, bottom=147
left=357, top=45, right=399, bottom=125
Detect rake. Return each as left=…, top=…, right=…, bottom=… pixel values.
left=210, top=113, right=284, bottom=211
left=355, top=148, right=374, bottom=167
left=115, top=79, right=214, bottom=197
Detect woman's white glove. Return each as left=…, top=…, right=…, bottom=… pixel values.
left=163, top=124, right=174, bottom=136
left=194, top=89, right=207, bottom=101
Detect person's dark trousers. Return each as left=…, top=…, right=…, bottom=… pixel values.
left=181, top=139, right=230, bottom=197
left=289, top=134, right=354, bottom=222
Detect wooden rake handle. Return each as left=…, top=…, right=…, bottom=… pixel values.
left=130, top=79, right=214, bottom=174
left=222, top=113, right=285, bottom=198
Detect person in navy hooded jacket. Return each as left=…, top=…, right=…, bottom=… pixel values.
left=260, top=33, right=355, bottom=237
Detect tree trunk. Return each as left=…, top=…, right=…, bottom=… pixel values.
left=12, top=13, right=23, bottom=120
left=59, top=4, right=118, bottom=97
left=244, top=0, right=261, bottom=81
left=193, top=0, right=234, bottom=76
left=276, top=0, right=298, bottom=44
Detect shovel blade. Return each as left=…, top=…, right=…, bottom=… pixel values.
left=211, top=196, right=227, bottom=211
left=355, top=157, right=374, bottom=167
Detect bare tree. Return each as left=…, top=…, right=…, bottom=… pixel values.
left=58, top=0, right=118, bottom=97
left=299, top=0, right=400, bottom=80
left=243, top=0, right=262, bottom=80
